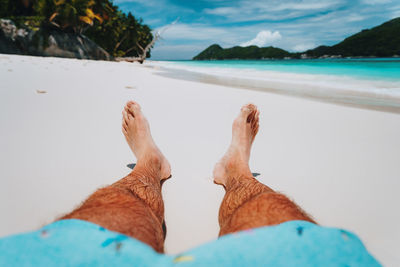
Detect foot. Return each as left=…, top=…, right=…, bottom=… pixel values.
left=122, top=101, right=171, bottom=180
left=213, top=104, right=260, bottom=186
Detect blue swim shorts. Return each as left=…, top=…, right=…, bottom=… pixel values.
left=0, top=219, right=380, bottom=266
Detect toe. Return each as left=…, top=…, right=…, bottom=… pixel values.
left=125, top=105, right=134, bottom=117
left=247, top=107, right=258, bottom=124
left=240, top=103, right=257, bottom=120
left=240, top=104, right=252, bottom=114
left=253, top=124, right=259, bottom=138
left=127, top=113, right=134, bottom=122
left=128, top=102, right=142, bottom=117
left=122, top=110, right=129, bottom=122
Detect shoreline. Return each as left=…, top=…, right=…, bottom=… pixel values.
left=147, top=61, right=400, bottom=114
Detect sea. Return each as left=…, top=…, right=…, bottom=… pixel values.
left=149, top=58, right=400, bottom=112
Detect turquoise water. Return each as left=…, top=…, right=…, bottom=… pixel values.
left=169, top=58, right=400, bottom=82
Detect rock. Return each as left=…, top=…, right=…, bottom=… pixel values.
left=300, top=54, right=309, bottom=59
left=0, top=19, right=22, bottom=54
left=0, top=19, right=111, bottom=60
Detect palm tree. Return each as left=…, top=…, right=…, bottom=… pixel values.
left=36, top=0, right=103, bottom=33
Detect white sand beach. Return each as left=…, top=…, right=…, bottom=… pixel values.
left=1, top=55, right=399, bottom=266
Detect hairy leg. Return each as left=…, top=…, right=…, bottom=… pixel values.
left=214, top=104, right=315, bottom=237
left=61, top=101, right=171, bottom=253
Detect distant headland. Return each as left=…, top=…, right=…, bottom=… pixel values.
left=193, top=17, right=400, bottom=60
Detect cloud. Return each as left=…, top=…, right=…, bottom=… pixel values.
left=156, top=24, right=231, bottom=41
left=292, top=43, right=317, bottom=52
left=391, top=5, right=400, bottom=18
left=115, top=0, right=396, bottom=59
left=203, top=0, right=345, bottom=23
left=270, top=1, right=342, bottom=11
left=203, top=7, right=237, bottom=16
left=240, top=31, right=282, bottom=47
left=362, top=0, right=391, bottom=4
left=345, top=14, right=365, bottom=22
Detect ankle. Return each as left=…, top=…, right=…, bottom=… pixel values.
left=225, top=159, right=252, bottom=177
left=136, top=154, right=162, bottom=174
left=225, top=175, right=254, bottom=191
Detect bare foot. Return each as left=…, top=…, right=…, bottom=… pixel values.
left=213, top=104, right=260, bottom=186
left=122, top=101, right=171, bottom=180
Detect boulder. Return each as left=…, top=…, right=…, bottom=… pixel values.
left=0, top=19, right=111, bottom=60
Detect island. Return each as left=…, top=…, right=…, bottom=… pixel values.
left=193, top=17, right=400, bottom=60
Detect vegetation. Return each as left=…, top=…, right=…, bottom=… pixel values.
left=193, top=44, right=291, bottom=60
left=0, top=0, right=154, bottom=58
left=194, top=17, right=400, bottom=60
left=84, top=8, right=153, bottom=58
left=305, top=17, right=400, bottom=57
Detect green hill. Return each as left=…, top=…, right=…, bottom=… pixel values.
left=193, top=17, right=400, bottom=60
left=193, top=44, right=291, bottom=60
left=306, top=17, right=400, bottom=57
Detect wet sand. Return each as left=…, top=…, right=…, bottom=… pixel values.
left=150, top=62, right=400, bottom=114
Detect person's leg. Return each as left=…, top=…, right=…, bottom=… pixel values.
left=61, top=101, right=171, bottom=253
left=213, top=104, right=315, bottom=237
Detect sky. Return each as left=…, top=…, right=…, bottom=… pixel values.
left=114, top=0, right=400, bottom=60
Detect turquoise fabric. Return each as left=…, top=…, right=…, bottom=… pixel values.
left=0, top=219, right=381, bottom=266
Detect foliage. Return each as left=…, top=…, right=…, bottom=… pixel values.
left=85, top=8, right=153, bottom=57
left=193, top=44, right=291, bottom=60
left=193, top=44, right=223, bottom=60
left=1, top=0, right=154, bottom=58
left=33, top=0, right=105, bottom=33
left=306, top=17, right=400, bottom=57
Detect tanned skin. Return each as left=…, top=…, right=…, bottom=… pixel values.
left=61, top=101, right=170, bottom=253
left=61, top=101, right=314, bottom=253
left=213, top=104, right=315, bottom=236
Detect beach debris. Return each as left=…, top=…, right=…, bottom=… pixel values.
left=36, top=90, right=47, bottom=94
left=252, top=173, right=260, bottom=177
left=116, top=18, right=179, bottom=64
left=125, top=85, right=136, bottom=89
left=127, top=163, right=136, bottom=169
left=173, top=255, right=194, bottom=263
